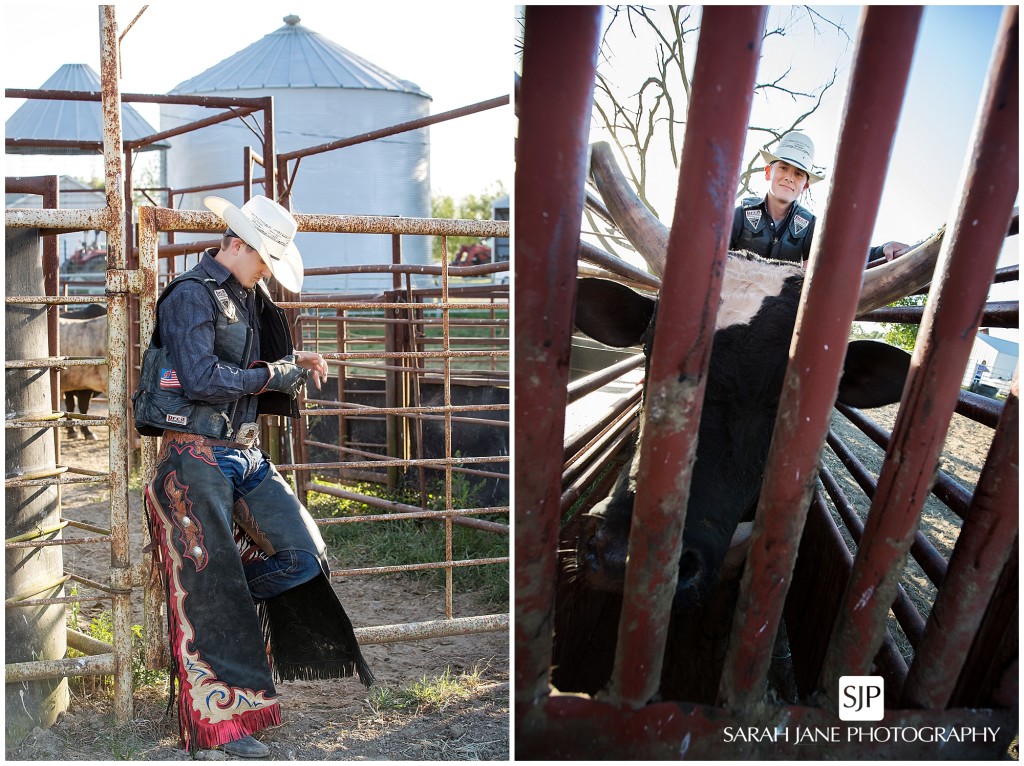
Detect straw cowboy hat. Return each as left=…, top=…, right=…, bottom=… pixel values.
left=204, top=195, right=304, bottom=292
left=759, top=132, right=825, bottom=185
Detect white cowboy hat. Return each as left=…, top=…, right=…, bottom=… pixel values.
left=204, top=195, right=304, bottom=292
left=759, top=132, right=825, bottom=185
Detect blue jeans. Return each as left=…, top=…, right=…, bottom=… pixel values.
left=213, top=446, right=321, bottom=600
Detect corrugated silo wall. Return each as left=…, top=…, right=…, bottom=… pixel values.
left=161, top=87, right=431, bottom=292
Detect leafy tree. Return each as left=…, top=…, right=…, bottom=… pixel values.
left=849, top=323, right=885, bottom=342
left=882, top=295, right=926, bottom=351
left=431, top=181, right=507, bottom=262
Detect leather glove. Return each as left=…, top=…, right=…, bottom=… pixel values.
left=255, top=355, right=308, bottom=397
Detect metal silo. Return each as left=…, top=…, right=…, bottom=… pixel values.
left=160, top=15, right=432, bottom=293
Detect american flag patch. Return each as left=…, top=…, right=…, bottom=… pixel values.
left=159, top=368, right=182, bottom=389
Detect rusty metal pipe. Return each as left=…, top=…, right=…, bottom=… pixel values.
left=563, top=391, right=641, bottom=466
left=567, top=354, right=644, bottom=404
left=721, top=7, right=922, bottom=709
left=825, top=431, right=949, bottom=586
left=354, top=614, right=508, bottom=645
left=99, top=4, right=134, bottom=723
left=818, top=465, right=925, bottom=648
left=860, top=300, right=1018, bottom=328
left=609, top=6, right=766, bottom=709
left=835, top=402, right=976, bottom=518
left=515, top=5, right=603, bottom=716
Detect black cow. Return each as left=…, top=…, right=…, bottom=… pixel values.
left=570, top=253, right=911, bottom=616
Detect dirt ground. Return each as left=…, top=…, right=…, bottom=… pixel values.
left=7, top=410, right=509, bottom=761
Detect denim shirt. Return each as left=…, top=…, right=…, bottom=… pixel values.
left=158, top=251, right=270, bottom=433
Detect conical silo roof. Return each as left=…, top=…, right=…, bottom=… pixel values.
left=5, top=63, right=166, bottom=154
left=169, top=15, right=431, bottom=98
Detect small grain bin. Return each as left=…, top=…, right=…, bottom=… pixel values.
left=161, top=15, right=433, bottom=293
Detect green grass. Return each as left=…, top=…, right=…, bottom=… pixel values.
left=308, top=480, right=508, bottom=609
left=367, top=665, right=489, bottom=713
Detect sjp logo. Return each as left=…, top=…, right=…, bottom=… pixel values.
left=839, top=676, right=884, bottom=721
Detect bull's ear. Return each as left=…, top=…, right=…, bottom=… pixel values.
left=575, top=278, right=656, bottom=348
left=837, top=340, right=911, bottom=408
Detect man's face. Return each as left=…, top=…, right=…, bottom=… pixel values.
left=765, top=161, right=809, bottom=205
left=225, top=237, right=272, bottom=288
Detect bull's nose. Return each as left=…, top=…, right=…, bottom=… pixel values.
left=678, top=548, right=704, bottom=587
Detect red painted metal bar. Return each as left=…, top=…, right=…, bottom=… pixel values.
left=819, top=5, right=1019, bottom=695
left=514, top=4, right=603, bottom=720
left=608, top=6, right=766, bottom=709
left=720, top=7, right=922, bottom=709
left=901, top=372, right=1019, bottom=709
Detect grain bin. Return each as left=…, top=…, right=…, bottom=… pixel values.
left=161, top=15, right=432, bottom=293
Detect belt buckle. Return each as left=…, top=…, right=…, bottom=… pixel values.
left=235, top=422, right=259, bottom=448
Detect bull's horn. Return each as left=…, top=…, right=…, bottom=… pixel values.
left=856, top=204, right=1017, bottom=314
left=856, top=226, right=945, bottom=316
left=590, top=142, right=670, bottom=277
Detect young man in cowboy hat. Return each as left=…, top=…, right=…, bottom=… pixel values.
left=731, top=131, right=908, bottom=265
left=134, top=195, right=373, bottom=758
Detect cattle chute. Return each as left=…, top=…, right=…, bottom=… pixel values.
left=515, top=4, right=1018, bottom=759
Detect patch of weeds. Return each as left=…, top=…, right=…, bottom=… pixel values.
left=66, top=601, right=167, bottom=694
left=367, top=665, right=488, bottom=714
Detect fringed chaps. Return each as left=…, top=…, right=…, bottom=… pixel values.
left=146, top=432, right=373, bottom=753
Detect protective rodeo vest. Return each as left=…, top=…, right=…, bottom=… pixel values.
left=732, top=200, right=815, bottom=264
left=133, top=273, right=254, bottom=439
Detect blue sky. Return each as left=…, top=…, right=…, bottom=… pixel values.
left=2, top=3, right=510, bottom=200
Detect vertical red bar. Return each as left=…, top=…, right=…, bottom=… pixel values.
left=719, top=7, right=922, bottom=708
left=902, top=372, right=1018, bottom=709
left=514, top=5, right=602, bottom=717
left=819, top=4, right=1019, bottom=696
left=609, top=6, right=766, bottom=709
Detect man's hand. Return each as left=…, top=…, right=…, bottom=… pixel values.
left=258, top=355, right=308, bottom=397
left=293, top=350, right=328, bottom=389
left=882, top=241, right=910, bottom=262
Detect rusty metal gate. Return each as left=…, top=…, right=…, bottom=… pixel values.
left=516, top=5, right=1017, bottom=759
left=6, top=5, right=509, bottom=734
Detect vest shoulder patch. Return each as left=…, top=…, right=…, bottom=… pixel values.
left=213, top=288, right=238, bottom=322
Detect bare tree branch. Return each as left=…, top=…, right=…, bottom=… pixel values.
left=593, top=5, right=851, bottom=206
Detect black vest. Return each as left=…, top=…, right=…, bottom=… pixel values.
left=731, top=199, right=816, bottom=264
left=133, top=269, right=296, bottom=438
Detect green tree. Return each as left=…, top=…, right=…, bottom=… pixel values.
left=431, top=181, right=507, bottom=262
left=882, top=295, right=926, bottom=351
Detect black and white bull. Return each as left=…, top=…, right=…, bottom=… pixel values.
left=572, top=255, right=912, bottom=615
left=58, top=311, right=108, bottom=440
left=551, top=142, right=942, bottom=699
